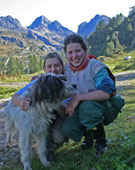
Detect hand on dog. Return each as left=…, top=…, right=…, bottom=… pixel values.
left=19, top=98, right=31, bottom=112
left=65, top=94, right=80, bottom=116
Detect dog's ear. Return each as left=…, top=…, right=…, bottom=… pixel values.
left=45, top=75, right=64, bottom=99
left=31, top=76, right=51, bottom=103
left=31, top=74, right=64, bottom=104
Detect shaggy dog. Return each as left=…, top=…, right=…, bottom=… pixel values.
left=0, top=73, right=76, bottom=170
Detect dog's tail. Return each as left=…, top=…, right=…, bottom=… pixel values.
left=0, top=100, right=11, bottom=118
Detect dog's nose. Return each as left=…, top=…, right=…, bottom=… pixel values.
left=72, top=84, right=77, bottom=89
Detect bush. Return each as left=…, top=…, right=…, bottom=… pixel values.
left=0, top=86, right=21, bottom=99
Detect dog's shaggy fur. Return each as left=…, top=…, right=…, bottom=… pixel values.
left=0, top=73, right=76, bottom=170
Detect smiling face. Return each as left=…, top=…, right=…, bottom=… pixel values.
left=66, top=43, right=86, bottom=67
left=43, top=58, right=63, bottom=75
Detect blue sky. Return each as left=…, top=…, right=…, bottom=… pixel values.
left=0, top=0, right=135, bottom=32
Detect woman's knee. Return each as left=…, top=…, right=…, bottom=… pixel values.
left=61, top=116, right=84, bottom=142
left=79, top=101, right=104, bottom=129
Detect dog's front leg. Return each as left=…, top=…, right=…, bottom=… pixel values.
left=5, top=131, right=12, bottom=147
left=5, top=122, right=14, bottom=147
left=36, top=134, right=51, bottom=166
left=19, top=132, right=32, bottom=170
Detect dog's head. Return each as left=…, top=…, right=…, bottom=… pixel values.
left=31, top=73, right=76, bottom=104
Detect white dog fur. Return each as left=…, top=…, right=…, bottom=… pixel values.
left=0, top=73, right=76, bottom=170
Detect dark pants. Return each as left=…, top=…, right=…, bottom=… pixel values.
left=61, top=100, right=105, bottom=142
left=61, top=96, right=124, bottom=142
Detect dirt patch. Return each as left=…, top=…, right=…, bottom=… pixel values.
left=115, top=71, right=135, bottom=81
left=0, top=98, right=11, bottom=109
left=0, top=118, right=20, bottom=166
left=115, top=71, right=135, bottom=87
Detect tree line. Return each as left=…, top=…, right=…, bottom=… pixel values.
left=0, top=55, right=43, bottom=76
left=86, top=10, right=135, bottom=57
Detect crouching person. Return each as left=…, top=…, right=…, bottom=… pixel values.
left=61, top=34, right=125, bottom=158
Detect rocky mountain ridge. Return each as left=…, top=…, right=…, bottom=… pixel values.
left=78, top=15, right=110, bottom=37
left=0, top=14, right=109, bottom=58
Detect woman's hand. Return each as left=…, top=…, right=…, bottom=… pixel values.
left=19, top=98, right=31, bottom=112
left=65, top=94, right=81, bottom=116
left=65, top=90, right=110, bottom=116
left=12, top=94, right=31, bottom=112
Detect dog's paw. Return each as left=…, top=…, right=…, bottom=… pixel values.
left=24, top=163, right=32, bottom=170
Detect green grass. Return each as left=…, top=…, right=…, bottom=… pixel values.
left=98, top=51, right=135, bottom=73
left=0, top=86, right=21, bottom=99
left=0, top=70, right=44, bottom=82
left=1, top=73, right=135, bottom=170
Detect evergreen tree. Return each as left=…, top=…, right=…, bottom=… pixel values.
left=0, top=59, right=5, bottom=75
left=15, top=58, right=24, bottom=75
left=27, top=55, right=40, bottom=74
left=96, top=20, right=106, bottom=30
left=86, top=11, right=135, bottom=55
left=39, top=57, right=43, bottom=70
left=127, top=23, right=133, bottom=32
left=6, top=57, right=17, bottom=75
left=104, top=41, right=115, bottom=56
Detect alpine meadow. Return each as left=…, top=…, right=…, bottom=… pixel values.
left=0, top=7, right=135, bottom=170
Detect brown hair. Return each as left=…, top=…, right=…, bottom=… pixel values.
left=64, top=34, right=88, bottom=53
left=43, top=52, right=64, bottom=73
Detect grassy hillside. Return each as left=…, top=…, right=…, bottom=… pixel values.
left=98, top=51, right=135, bottom=73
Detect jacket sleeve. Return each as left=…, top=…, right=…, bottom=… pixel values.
left=94, top=68, right=116, bottom=95
left=16, top=79, right=37, bottom=95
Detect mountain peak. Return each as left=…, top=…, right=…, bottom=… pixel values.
left=27, top=15, right=51, bottom=30
left=52, top=20, right=61, bottom=25
left=38, top=15, right=50, bottom=24
left=48, top=20, right=73, bottom=37
left=49, top=20, right=62, bottom=29
left=78, top=14, right=110, bottom=37
left=0, top=15, right=26, bottom=32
